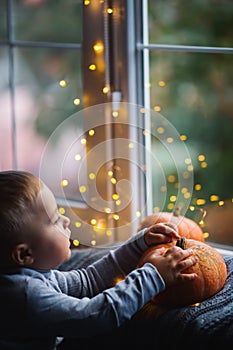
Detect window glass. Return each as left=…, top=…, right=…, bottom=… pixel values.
left=148, top=0, right=233, bottom=47
left=0, top=47, right=13, bottom=169
left=148, top=50, right=233, bottom=246
left=12, top=0, right=83, bottom=43
left=1, top=0, right=84, bottom=202
left=0, top=0, right=7, bottom=41
left=12, top=47, right=83, bottom=200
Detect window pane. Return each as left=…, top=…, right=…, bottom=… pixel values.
left=149, top=50, right=233, bottom=246
left=12, top=0, right=83, bottom=43
left=148, top=0, right=233, bottom=47
left=12, top=47, right=84, bottom=201
left=0, top=47, right=14, bottom=169
left=0, top=0, right=7, bottom=41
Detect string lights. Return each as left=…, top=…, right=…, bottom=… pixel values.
left=56, top=1, right=233, bottom=247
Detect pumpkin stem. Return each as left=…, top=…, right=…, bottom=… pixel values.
left=173, top=207, right=180, bottom=217
left=176, top=237, right=187, bottom=250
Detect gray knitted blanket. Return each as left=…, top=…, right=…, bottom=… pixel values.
left=58, top=249, right=233, bottom=349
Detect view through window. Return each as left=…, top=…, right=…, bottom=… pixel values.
left=147, top=0, right=233, bottom=248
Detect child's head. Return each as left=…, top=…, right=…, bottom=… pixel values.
left=0, top=170, right=71, bottom=270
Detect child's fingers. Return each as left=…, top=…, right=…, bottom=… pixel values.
left=165, top=246, right=198, bottom=271
left=177, top=254, right=198, bottom=271
left=149, top=223, right=180, bottom=239
left=178, top=272, right=198, bottom=282
left=145, top=232, right=175, bottom=245
left=150, top=247, right=166, bottom=256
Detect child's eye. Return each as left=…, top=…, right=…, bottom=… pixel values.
left=53, top=216, right=60, bottom=225
left=55, top=217, right=60, bottom=224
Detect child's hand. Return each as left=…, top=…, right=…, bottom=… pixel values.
left=144, top=246, right=198, bottom=287
left=144, top=223, right=180, bottom=247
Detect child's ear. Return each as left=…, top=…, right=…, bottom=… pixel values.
left=11, top=244, right=34, bottom=266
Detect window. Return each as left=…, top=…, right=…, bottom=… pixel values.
left=1, top=0, right=233, bottom=252
left=145, top=0, right=233, bottom=251
left=0, top=0, right=83, bottom=200
left=1, top=0, right=148, bottom=248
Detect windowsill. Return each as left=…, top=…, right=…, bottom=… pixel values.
left=208, top=241, right=233, bottom=256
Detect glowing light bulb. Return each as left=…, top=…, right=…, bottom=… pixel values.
left=59, top=207, right=65, bottom=215
left=181, top=187, right=188, bottom=193
left=187, top=165, right=194, bottom=171
left=195, top=184, right=201, bottom=191
left=203, top=232, right=209, bottom=239
left=90, top=219, right=97, bottom=225
left=89, top=64, right=96, bottom=71
left=201, top=162, right=207, bottom=168
left=103, top=85, right=110, bottom=94
left=75, top=222, right=81, bottom=228
left=75, top=154, right=81, bottom=160
left=196, top=199, right=206, bottom=205
left=89, top=173, right=95, bottom=180
left=73, top=239, right=80, bottom=247
left=158, top=80, right=166, bottom=87
left=157, top=127, right=164, bottom=134
left=153, top=105, right=161, bottom=112
left=93, top=42, right=104, bottom=53
left=61, top=179, right=69, bottom=187
left=198, top=154, right=205, bottom=161
left=112, top=111, right=118, bottom=118
left=170, top=195, right=177, bottom=202
left=59, top=80, right=67, bottom=87
left=73, top=98, right=81, bottom=106
left=168, top=175, right=176, bottom=183
left=79, top=186, right=87, bottom=193
left=210, top=195, right=219, bottom=201
left=88, top=129, right=95, bottom=136
left=180, top=134, right=187, bottom=141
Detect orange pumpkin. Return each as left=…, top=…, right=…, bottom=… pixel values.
left=137, top=208, right=205, bottom=242
left=138, top=237, right=227, bottom=307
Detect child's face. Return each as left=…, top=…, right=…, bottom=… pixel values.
left=28, top=183, right=72, bottom=270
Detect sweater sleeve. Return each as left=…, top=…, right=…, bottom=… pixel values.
left=27, top=263, right=165, bottom=338
left=57, top=228, right=151, bottom=297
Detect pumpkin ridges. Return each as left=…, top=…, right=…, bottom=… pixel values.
left=138, top=238, right=227, bottom=307
left=137, top=211, right=205, bottom=242
left=183, top=239, right=227, bottom=298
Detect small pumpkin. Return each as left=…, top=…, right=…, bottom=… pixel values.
left=137, top=208, right=205, bottom=242
left=138, top=237, right=227, bottom=307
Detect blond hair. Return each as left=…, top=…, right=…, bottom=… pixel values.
left=0, top=171, right=42, bottom=265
